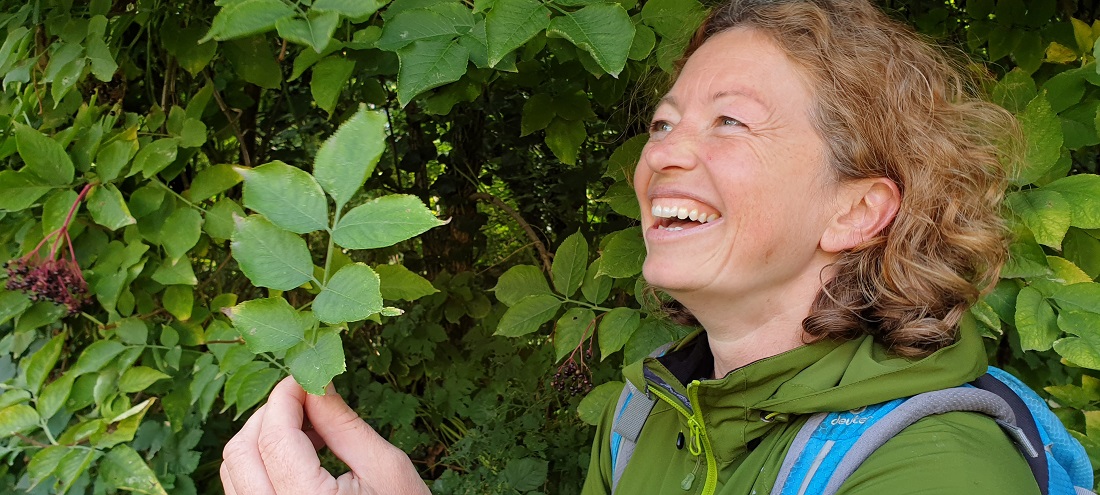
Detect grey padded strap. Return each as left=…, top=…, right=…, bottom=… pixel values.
left=769, top=413, right=828, bottom=495
left=818, top=387, right=1019, bottom=495
left=609, top=342, right=676, bottom=494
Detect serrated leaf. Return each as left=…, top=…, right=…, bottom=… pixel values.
left=314, top=108, right=388, bottom=209
left=376, top=264, right=439, bottom=301
left=202, top=0, right=294, bottom=42
left=1044, top=174, right=1100, bottom=229
left=1016, top=286, right=1059, bottom=351
left=161, top=206, right=203, bottom=262
left=1016, top=94, right=1064, bottom=186
left=87, top=183, right=136, bottom=230
left=599, top=307, right=640, bottom=358
left=599, top=227, right=644, bottom=278
left=601, top=180, right=640, bottom=219
left=501, top=458, right=548, bottom=492
left=0, top=170, right=52, bottom=211
left=238, top=161, right=329, bottom=234
left=581, top=259, right=612, bottom=305
left=71, top=340, right=126, bottom=375
left=310, top=56, right=356, bottom=115
left=552, top=231, right=588, bottom=297
left=492, top=264, right=552, bottom=306
left=134, top=138, right=179, bottom=178
left=640, top=0, right=705, bottom=39
left=554, top=308, right=594, bottom=361
left=224, top=297, right=307, bottom=353
left=313, top=0, right=387, bottom=18
left=118, top=366, right=171, bottom=393
left=332, top=194, right=444, bottom=249
left=376, top=7, right=473, bottom=52
left=314, top=263, right=383, bottom=324
left=15, top=124, right=73, bottom=186
left=486, top=0, right=551, bottom=66
left=0, top=404, right=39, bottom=435
left=578, top=380, right=623, bottom=425
left=287, top=327, right=346, bottom=395
left=231, top=215, right=315, bottom=290
left=495, top=294, right=561, bottom=337
left=629, top=23, right=655, bottom=60
left=99, top=445, right=168, bottom=495
left=546, top=4, right=633, bottom=76
left=545, top=117, right=585, bottom=164
left=521, top=93, right=555, bottom=136
left=396, top=38, right=471, bottom=106
left=276, top=11, right=340, bottom=53
left=1006, top=190, right=1071, bottom=248
left=188, top=164, right=242, bottom=202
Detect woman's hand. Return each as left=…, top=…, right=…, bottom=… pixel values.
left=220, top=376, right=430, bottom=495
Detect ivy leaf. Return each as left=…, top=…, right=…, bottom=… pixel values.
left=14, top=123, right=73, bottom=186
left=87, top=183, right=136, bottom=230
left=545, top=117, right=586, bottom=165
left=314, top=263, right=384, bottom=324
left=0, top=404, right=40, bottom=436
left=332, top=194, right=445, bottom=249
left=546, top=4, right=634, bottom=77
left=201, top=0, right=294, bottom=42
left=1016, top=94, right=1064, bottom=186
left=396, top=38, right=471, bottom=107
left=1006, top=190, right=1072, bottom=248
left=491, top=264, right=552, bottom=306
left=376, top=264, right=439, bottom=301
left=577, top=380, right=623, bottom=425
left=486, top=0, right=551, bottom=67
left=552, top=231, right=588, bottom=297
left=554, top=308, right=595, bottom=361
left=276, top=11, right=340, bottom=53
left=1016, top=286, right=1060, bottom=351
left=231, top=215, right=315, bottom=290
left=0, top=170, right=52, bottom=211
left=224, top=297, right=307, bottom=353
left=118, top=366, right=171, bottom=393
left=238, top=161, right=329, bottom=234
left=134, top=138, right=179, bottom=178
left=310, top=56, right=356, bottom=115
left=495, top=294, right=562, bottom=337
left=313, top=0, right=388, bottom=18
left=161, top=207, right=203, bottom=262
left=599, top=227, right=645, bottom=278
left=99, top=445, right=169, bottom=495
left=286, top=327, right=346, bottom=395
left=314, top=108, right=388, bottom=210
left=1044, top=174, right=1100, bottom=229
left=187, top=164, right=243, bottom=202
left=599, top=307, right=640, bottom=358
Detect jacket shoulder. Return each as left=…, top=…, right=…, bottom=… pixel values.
left=836, top=411, right=1040, bottom=495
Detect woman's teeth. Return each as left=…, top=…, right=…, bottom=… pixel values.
left=650, top=205, right=721, bottom=223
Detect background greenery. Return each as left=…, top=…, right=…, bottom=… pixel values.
left=1, top=0, right=1100, bottom=493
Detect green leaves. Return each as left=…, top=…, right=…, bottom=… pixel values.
left=599, top=227, right=645, bottom=278
left=578, top=381, right=622, bottom=425
left=546, top=4, right=634, bottom=77
left=1007, top=190, right=1072, bottom=248
left=314, top=109, right=388, bottom=209
left=495, top=294, right=562, bottom=337
left=239, top=161, right=329, bottom=234
left=286, top=327, right=346, bottom=395
left=486, top=0, right=551, bottom=67
left=201, top=0, right=294, bottom=42
left=551, top=232, right=588, bottom=297
left=15, top=124, right=74, bottom=186
left=1016, top=93, right=1064, bottom=186
left=396, top=39, right=471, bottom=107
left=231, top=215, right=315, bottom=290
left=376, top=264, right=439, bottom=301
left=87, top=183, right=136, bottom=230
left=332, top=194, right=445, bottom=249
left=0, top=404, right=40, bottom=436
left=99, top=445, right=168, bottom=495
left=311, top=57, right=356, bottom=115
left=224, top=297, right=307, bottom=353
left=314, top=263, right=383, bottom=324
left=492, top=264, right=552, bottom=306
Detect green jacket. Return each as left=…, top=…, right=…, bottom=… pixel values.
left=581, top=326, right=1039, bottom=495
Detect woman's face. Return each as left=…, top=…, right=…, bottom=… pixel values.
left=635, top=27, right=842, bottom=306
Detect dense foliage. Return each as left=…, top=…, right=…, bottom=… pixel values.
left=1, top=0, right=1100, bottom=493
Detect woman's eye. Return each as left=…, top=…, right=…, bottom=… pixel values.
left=649, top=120, right=673, bottom=134
left=719, top=116, right=743, bottom=127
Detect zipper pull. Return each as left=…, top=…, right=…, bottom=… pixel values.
left=687, top=418, right=703, bottom=456
left=681, top=457, right=701, bottom=490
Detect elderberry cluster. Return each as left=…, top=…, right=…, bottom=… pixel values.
left=5, top=258, right=89, bottom=315
left=552, top=360, right=592, bottom=396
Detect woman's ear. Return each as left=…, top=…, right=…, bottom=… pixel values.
left=820, top=178, right=901, bottom=253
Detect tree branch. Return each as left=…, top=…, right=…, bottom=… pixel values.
left=470, top=192, right=552, bottom=274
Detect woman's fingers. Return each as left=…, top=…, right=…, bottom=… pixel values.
left=305, top=384, right=430, bottom=495
left=257, top=376, right=336, bottom=494
left=221, top=405, right=277, bottom=495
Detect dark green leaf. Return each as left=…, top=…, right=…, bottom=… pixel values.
left=87, top=183, right=136, bottom=230
left=310, top=56, right=356, bottom=115
left=1016, top=286, right=1059, bottom=351
left=286, top=327, right=346, bottom=395
left=160, top=206, right=203, bottom=262
left=545, top=117, right=585, bottom=164
left=640, top=0, right=705, bottom=39
left=134, top=138, right=179, bottom=178
left=314, top=263, right=383, bottom=324
left=1016, top=94, right=1064, bottom=186
left=1052, top=282, right=1100, bottom=313
left=1006, top=190, right=1071, bottom=248
left=495, top=294, right=561, bottom=337
left=118, top=366, right=171, bottom=393
left=238, top=161, right=329, bottom=234
left=554, top=308, right=594, bottom=361
left=492, top=264, right=552, bottom=306
left=376, top=264, right=439, bottom=301
left=521, top=93, right=556, bottom=136
left=598, top=307, right=640, bottom=358
left=501, top=458, right=548, bottom=491
left=581, top=259, right=612, bottom=305
left=15, top=124, right=73, bottom=186
left=277, top=11, right=340, bottom=53
left=0, top=170, right=52, bottom=211
left=1044, top=174, right=1100, bottom=229
left=313, top=0, right=388, bottom=18
left=99, top=445, right=168, bottom=495
left=224, top=297, right=307, bottom=353
left=486, top=0, right=551, bottom=66
left=202, top=0, right=294, bottom=42
left=376, top=6, right=474, bottom=52
left=23, top=334, right=64, bottom=396
left=332, top=194, right=445, bottom=249
left=71, top=340, right=126, bottom=375
left=547, top=4, right=633, bottom=76
left=552, top=231, right=588, bottom=297
left=188, top=164, right=242, bottom=202
left=314, top=108, right=388, bottom=209
left=231, top=215, right=315, bottom=290
left=396, top=38, right=471, bottom=106
left=578, top=380, right=623, bottom=425
left=599, top=227, right=644, bottom=278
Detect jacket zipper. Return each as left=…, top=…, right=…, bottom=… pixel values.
left=646, top=380, right=719, bottom=495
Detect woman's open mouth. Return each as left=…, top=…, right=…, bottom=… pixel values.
left=651, top=203, right=722, bottom=232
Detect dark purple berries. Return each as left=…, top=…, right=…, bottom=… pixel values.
left=552, top=360, right=592, bottom=396
left=5, top=257, right=89, bottom=315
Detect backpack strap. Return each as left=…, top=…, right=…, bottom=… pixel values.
left=772, top=387, right=1028, bottom=495
left=608, top=342, right=676, bottom=494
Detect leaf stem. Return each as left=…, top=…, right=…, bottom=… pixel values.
left=258, top=352, right=292, bottom=376
left=561, top=297, right=614, bottom=313
left=80, top=312, right=106, bottom=329
left=322, top=204, right=342, bottom=285
left=150, top=177, right=207, bottom=214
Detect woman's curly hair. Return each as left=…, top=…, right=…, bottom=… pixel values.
left=670, top=0, right=1020, bottom=358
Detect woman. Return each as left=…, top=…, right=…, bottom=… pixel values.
left=220, top=0, right=1035, bottom=493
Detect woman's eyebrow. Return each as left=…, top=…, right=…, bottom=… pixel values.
left=657, top=90, right=769, bottom=110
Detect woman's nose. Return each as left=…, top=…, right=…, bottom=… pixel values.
left=641, top=129, right=699, bottom=173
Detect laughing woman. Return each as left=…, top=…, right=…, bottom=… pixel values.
left=219, top=1, right=1054, bottom=494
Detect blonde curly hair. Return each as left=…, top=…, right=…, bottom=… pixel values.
left=672, top=0, right=1019, bottom=357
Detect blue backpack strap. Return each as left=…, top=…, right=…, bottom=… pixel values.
left=608, top=342, right=676, bottom=494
